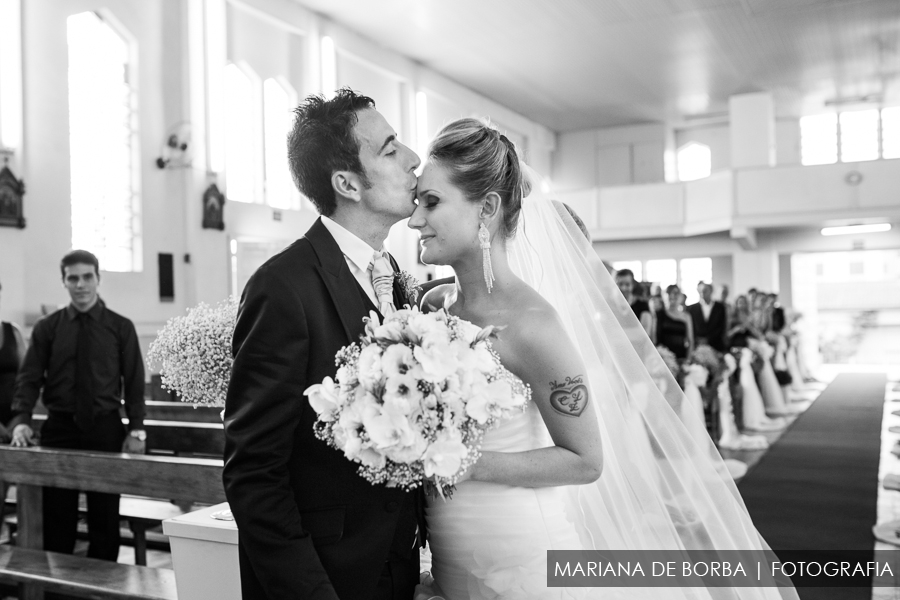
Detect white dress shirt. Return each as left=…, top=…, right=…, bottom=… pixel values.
left=320, top=216, right=382, bottom=306
left=700, top=299, right=713, bottom=321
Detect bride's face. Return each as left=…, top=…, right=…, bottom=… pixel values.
left=409, top=161, right=481, bottom=266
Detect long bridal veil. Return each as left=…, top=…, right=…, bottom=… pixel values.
left=506, top=165, right=798, bottom=600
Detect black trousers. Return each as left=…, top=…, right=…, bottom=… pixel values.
left=40, top=411, right=125, bottom=561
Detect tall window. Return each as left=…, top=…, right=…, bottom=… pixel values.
left=645, top=259, right=677, bottom=290
left=263, top=78, right=298, bottom=210
left=224, top=63, right=261, bottom=204
left=800, top=114, right=838, bottom=165
left=67, top=12, right=140, bottom=272
left=801, top=108, right=900, bottom=165
left=882, top=107, right=900, bottom=159
left=676, top=142, right=711, bottom=181
left=839, top=109, right=878, bottom=163
left=612, top=260, right=642, bottom=281
left=679, top=257, right=713, bottom=305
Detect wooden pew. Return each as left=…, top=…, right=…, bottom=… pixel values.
left=0, top=446, right=224, bottom=600
left=29, top=415, right=225, bottom=459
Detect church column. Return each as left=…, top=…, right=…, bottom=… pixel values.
left=184, top=0, right=229, bottom=306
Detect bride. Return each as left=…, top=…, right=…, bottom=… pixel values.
left=408, top=118, right=797, bottom=600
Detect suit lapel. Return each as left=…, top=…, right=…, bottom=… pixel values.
left=306, top=218, right=374, bottom=343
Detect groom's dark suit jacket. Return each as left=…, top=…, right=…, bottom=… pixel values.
left=687, top=300, right=727, bottom=352
left=223, top=218, right=420, bottom=600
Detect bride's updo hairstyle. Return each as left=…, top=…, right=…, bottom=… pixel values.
left=428, top=118, right=531, bottom=239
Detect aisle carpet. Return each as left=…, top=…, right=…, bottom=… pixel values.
left=737, top=372, right=887, bottom=599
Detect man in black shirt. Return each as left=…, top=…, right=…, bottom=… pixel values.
left=614, top=268, right=653, bottom=338
left=10, top=249, right=146, bottom=561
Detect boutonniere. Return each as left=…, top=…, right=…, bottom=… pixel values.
left=395, top=270, right=422, bottom=307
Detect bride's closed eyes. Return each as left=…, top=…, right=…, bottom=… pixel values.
left=416, top=193, right=440, bottom=209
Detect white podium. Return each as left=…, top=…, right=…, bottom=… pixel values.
left=163, top=502, right=240, bottom=600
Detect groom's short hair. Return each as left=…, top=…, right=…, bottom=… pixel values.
left=287, top=88, right=375, bottom=216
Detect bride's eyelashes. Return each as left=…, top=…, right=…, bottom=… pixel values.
left=548, top=375, right=589, bottom=417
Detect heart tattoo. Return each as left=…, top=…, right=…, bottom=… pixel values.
left=549, top=375, right=589, bottom=417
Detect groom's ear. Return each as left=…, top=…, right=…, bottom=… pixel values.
left=480, top=192, right=502, bottom=222
left=332, top=171, right=363, bottom=203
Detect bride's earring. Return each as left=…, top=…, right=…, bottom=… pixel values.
left=479, top=222, right=494, bottom=293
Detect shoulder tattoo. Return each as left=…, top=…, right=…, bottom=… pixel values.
left=548, top=375, right=589, bottom=417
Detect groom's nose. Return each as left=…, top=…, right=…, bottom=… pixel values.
left=405, top=143, right=421, bottom=172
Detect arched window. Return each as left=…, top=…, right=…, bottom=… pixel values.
left=224, top=63, right=261, bottom=204
left=263, top=78, right=299, bottom=210
left=67, top=11, right=140, bottom=272
left=676, top=142, right=711, bottom=181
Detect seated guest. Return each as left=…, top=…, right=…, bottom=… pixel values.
left=9, top=250, right=146, bottom=561
left=749, top=292, right=771, bottom=333
left=727, top=294, right=763, bottom=347
left=656, top=284, right=693, bottom=359
left=768, top=293, right=786, bottom=333
left=0, top=278, right=27, bottom=443
left=687, top=282, right=727, bottom=352
left=614, top=268, right=653, bottom=338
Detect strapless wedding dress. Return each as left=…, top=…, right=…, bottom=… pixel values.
left=426, top=397, right=650, bottom=600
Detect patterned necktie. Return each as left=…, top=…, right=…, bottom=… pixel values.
left=74, top=312, right=95, bottom=432
left=369, top=251, right=396, bottom=316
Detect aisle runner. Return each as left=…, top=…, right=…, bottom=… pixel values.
left=737, top=372, right=886, bottom=599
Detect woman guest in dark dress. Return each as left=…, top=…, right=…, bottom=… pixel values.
left=656, top=284, right=693, bottom=359
left=615, top=268, right=653, bottom=338
left=727, top=295, right=763, bottom=348
left=0, top=278, right=27, bottom=443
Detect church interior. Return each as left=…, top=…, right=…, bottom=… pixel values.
left=1, top=0, right=900, bottom=599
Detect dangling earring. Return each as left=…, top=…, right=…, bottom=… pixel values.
left=479, top=222, right=494, bottom=293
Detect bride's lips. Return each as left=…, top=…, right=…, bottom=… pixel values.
left=419, top=234, right=434, bottom=245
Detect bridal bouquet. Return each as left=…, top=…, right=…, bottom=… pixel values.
left=147, top=296, right=238, bottom=407
left=305, top=307, right=530, bottom=495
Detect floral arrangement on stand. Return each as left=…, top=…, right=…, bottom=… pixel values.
left=147, top=296, right=238, bottom=408
left=305, top=307, right=529, bottom=497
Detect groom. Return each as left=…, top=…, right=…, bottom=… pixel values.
left=223, top=89, right=423, bottom=600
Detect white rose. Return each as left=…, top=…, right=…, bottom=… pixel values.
left=365, top=410, right=416, bottom=450
left=304, top=377, right=339, bottom=420
left=406, top=312, right=447, bottom=344
left=423, top=432, right=469, bottom=478
left=414, top=341, right=460, bottom=383
left=373, top=319, right=406, bottom=344
left=358, top=445, right=386, bottom=469
left=385, top=432, right=428, bottom=464
left=381, top=344, right=416, bottom=379
left=357, top=345, right=384, bottom=392
left=465, top=378, right=517, bottom=424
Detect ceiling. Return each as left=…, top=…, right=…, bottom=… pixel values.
left=294, top=0, right=900, bottom=131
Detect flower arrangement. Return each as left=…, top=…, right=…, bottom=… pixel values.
left=395, top=270, right=422, bottom=307
left=147, top=297, right=238, bottom=407
left=689, top=345, right=724, bottom=388
left=305, top=307, right=529, bottom=496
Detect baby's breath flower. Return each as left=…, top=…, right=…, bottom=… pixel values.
left=148, top=297, right=238, bottom=407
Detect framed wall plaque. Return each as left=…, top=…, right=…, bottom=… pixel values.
left=0, top=164, right=25, bottom=228
left=202, top=183, right=225, bottom=230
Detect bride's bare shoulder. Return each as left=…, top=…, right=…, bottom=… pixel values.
left=505, top=286, right=565, bottom=341
left=420, top=284, right=455, bottom=313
